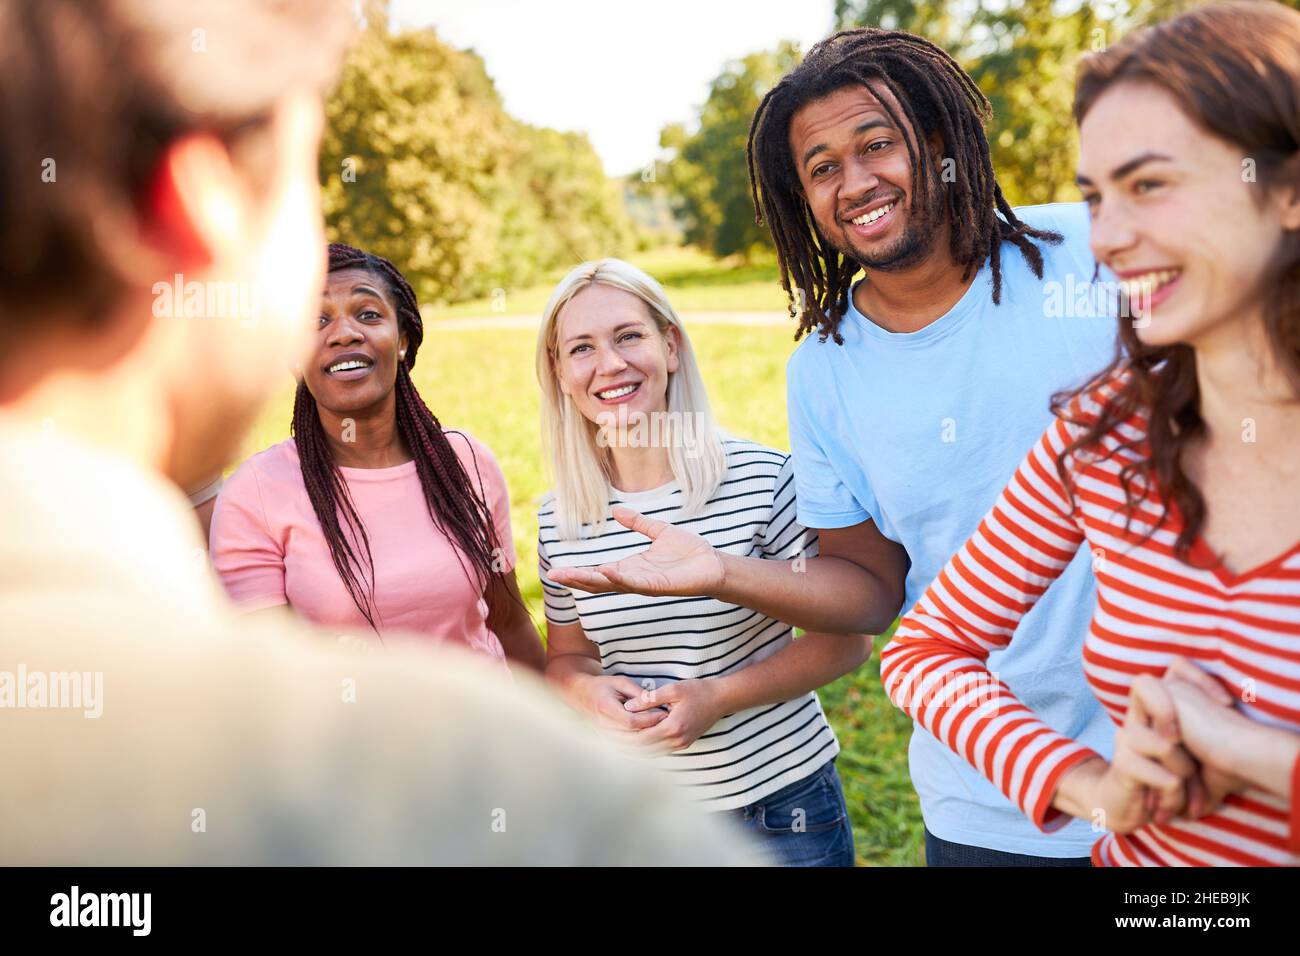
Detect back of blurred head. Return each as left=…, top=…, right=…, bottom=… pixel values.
left=0, top=0, right=354, bottom=489
left=0, top=2, right=768, bottom=868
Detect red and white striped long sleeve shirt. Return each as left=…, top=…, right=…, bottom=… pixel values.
left=881, top=386, right=1300, bottom=866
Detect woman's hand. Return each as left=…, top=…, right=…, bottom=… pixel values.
left=1160, top=657, right=1252, bottom=813
left=545, top=506, right=726, bottom=597
left=1054, top=677, right=1202, bottom=833
left=623, top=678, right=728, bottom=754
left=1113, top=674, right=1206, bottom=826
left=1053, top=756, right=1150, bottom=834
left=572, top=674, right=671, bottom=737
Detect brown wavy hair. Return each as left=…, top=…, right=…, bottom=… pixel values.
left=1054, top=0, right=1300, bottom=561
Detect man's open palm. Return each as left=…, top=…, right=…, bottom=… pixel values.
left=546, top=506, right=726, bottom=597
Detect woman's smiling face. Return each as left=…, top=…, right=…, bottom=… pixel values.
left=553, top=284, right=679, bottom=428
left=306, top=267, right=408, bottom=414
left=1078, top=81, right=1300, bottom=349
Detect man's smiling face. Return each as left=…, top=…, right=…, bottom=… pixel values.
left=788, top=83, right=946, bottom=271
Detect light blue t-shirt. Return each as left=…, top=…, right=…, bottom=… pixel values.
left=786, top=202, right=1117, bottom=857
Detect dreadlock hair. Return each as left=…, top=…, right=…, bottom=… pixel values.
left=292, top=242, right=507, bottom=634
left=747, top=27, right=1062, bottom=344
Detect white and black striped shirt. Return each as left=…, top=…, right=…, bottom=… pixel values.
left=538, top=438, right=840, bottom=812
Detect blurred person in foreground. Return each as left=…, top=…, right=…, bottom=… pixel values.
left=0, top=0, right=756, bottom=866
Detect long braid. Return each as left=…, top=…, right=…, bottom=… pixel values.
left=393, top=368, right=501, bottom=602
left=292, top=381, right=380, bottom=632
left=747, top=28, right=1061, bottom=343
left=293, top=242, right=508, bottom=633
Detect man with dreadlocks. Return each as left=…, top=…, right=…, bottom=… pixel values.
left=211, top=243, right=545, bottom=672
left=527, top=28, right=1126, bottom=864
left=744, top=28, right=1120, bottom=865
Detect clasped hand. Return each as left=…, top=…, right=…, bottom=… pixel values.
left=577, top=673, right=727, bottom=754
left=1094, top=656, right=1252, bottom=833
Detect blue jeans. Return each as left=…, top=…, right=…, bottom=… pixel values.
left=728, top=758, right=855, bottom=867
left=924, top=828, right=1093, bottom=867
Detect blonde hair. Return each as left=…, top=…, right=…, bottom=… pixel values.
left=536, top=258, right=727, bottom=539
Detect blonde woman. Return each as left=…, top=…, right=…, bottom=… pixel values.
left=536, top=258, right=882, bottom=866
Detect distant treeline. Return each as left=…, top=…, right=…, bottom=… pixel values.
left=632, top=0, right=1287, bottom=262
left=319, top=8, right=634, bottom=306
left=319, top=1, right=1297, bottom=300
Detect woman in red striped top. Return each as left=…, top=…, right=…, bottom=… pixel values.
left=881, top=0, right=1300, bottom=867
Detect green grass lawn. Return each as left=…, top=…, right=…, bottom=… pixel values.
left=236, top=253, right=924, bottom=866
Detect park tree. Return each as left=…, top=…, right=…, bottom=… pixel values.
left=832, top=0, right=1299, bottom=206
left=832, top=0, right=1098, bottom=205
left=320, top=22, right=508, bottom=304
left=505, top=124, right=634, bottom=288
left=832, top=0, right=970, bottom=48
left=965, top=0, right=1103, bottom=206
left=656, top=42, right=802, bottom=260
left=319, top=8, right=633, bottom=306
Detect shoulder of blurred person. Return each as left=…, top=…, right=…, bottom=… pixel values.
left=0, top=415, right=760, bottom=866
left=0, top=0, right=760, bottom=866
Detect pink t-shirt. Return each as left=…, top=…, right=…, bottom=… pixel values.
left=210, top=430, right=516, bottom=667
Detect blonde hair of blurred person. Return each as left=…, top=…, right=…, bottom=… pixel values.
left=535, top=258, right=727, bottom=539
left=0, top=0, right=756, bottom=867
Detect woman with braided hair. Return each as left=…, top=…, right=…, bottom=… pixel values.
left=210, top=243, right=545, bottom=672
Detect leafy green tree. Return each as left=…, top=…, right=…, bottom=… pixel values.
left=319, top=11, right=633, bottom=306
left=968, top=0, right=1102, bottom=205
left=832, top=0, right=969, bottom=48
left=507, top=125, right=634, bottom=284
left=658, top=42, right=802, bottom=259
left=831, top=0, right=1300, bottom=206
left=321, top=24, right=507, bottom=303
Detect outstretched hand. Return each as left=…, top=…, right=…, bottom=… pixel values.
left=546, top=505, right=726, bottom=597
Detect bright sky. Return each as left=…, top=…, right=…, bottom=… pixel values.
left=390, top=0, right=836, bottom=177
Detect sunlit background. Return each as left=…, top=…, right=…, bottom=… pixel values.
left=236, top=0, right=1261, bottom=864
